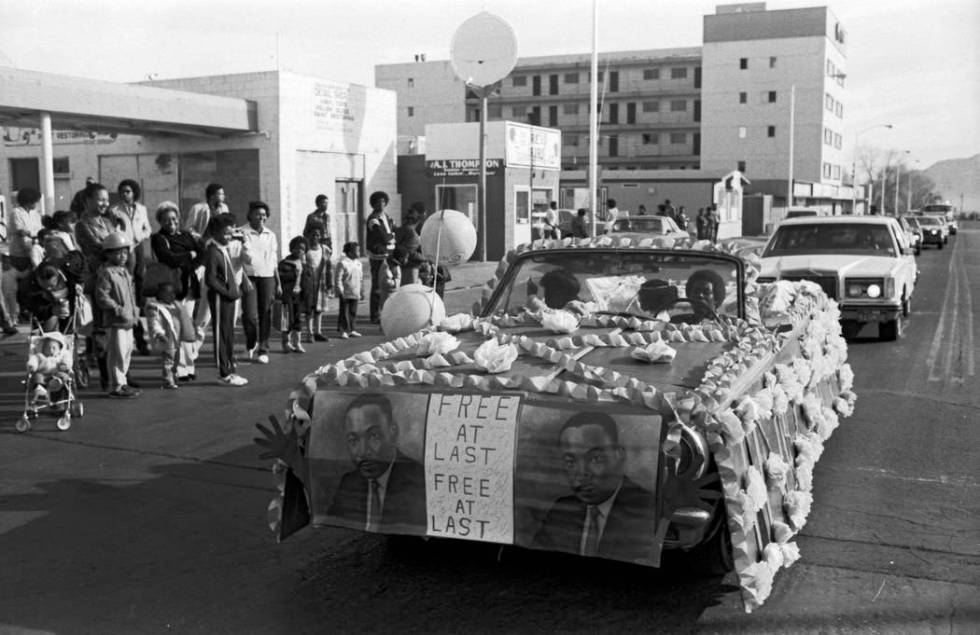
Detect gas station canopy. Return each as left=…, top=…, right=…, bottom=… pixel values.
left=0, top=66, right=257, bottom=138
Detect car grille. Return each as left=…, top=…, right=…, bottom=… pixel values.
left=781, top=275, right=838, bottom=300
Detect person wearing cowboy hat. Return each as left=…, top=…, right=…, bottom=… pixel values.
left=27, top=330, right=73, bottom=407
left=95, top=232, right=141, bottom=398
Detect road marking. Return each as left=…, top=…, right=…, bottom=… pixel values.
left=925, top=247, right=955, bottom=382
left=961, top=249, right=976, bottom=380
left=850, top=466, right=980, bottom=488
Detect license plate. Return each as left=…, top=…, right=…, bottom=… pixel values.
left=858, top=311, right=877, bottom=322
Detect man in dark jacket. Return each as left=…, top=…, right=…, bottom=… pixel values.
left=365, top=191, right=395, bottom=323
left=327, top=393, right=426, bottom=533
left=532, top=411, right=659, bottom=564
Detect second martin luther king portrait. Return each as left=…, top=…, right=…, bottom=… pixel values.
left=515, top=407, right=662, bottom=565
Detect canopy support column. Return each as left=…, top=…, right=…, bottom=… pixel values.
left=39, top=111, right=55, bottom=215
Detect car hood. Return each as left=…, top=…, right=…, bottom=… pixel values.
left=761, top=254, right=901, bottom=277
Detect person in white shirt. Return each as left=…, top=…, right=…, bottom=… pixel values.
left=240, top=201, right=281, bottom=364
left=110, top=179, right=153, bottom=355
left=604, top=198, right=626, bottom=233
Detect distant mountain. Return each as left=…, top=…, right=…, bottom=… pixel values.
left=924, top=154, right=979, bottom=212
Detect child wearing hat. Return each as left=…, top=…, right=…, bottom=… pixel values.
left=27, top=331, right=72, bottom=406
left=95, top=231, right=141, bottom=398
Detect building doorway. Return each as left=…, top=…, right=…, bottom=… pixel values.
left=335, top=180, right=363, bottom=248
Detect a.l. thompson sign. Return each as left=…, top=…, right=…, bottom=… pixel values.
left=426, top=158, right=502, bottom=178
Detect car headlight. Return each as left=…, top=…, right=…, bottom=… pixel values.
left=845, top=278, right=886, bottom=299
left=930, top=229, right=938, bottom=235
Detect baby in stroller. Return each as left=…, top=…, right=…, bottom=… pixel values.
left=27, top=331, right=72, bottom=409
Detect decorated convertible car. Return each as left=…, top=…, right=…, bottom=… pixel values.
left=256, top=234, right=856, bottom=613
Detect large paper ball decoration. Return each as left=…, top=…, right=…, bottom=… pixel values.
left=381, top=283, right=447, bottom=339
left=420, top=209, right=477, bottom=265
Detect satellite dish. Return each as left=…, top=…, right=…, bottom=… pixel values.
left=450, top=11, right=518, bottom=88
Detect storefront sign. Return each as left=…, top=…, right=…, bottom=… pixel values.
left=2, top=126, right=117, bottom=147
left=506, top=123, right=561, bottom=170
left=426, top=158, right=501, bottom=177
left=424, top=394, right=520, bottom=543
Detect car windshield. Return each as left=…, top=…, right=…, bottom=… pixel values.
left=763, top=223, right=898, bottom=257
left=902, top=217, right=920, bottom=228
left=610, top=216, right=680, bottom=233
left=485, top=249, right=742, bottom=320
left=916, top=216, right=941, bottom=226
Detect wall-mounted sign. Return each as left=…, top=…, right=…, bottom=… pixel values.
left=312, top=82, right=356, bottom=133
left=426, top=158, right=502, bottom=177
left=506, top=123, right=561, bottom=170
left=3, top=127, right=118, bottom=147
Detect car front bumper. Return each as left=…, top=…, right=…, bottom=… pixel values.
left=840, top=303, right=902, bottom=323
left=921, top=233, right=944, bottom=244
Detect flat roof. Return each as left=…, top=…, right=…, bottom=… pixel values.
left=0, top=67, right=257, bottom=138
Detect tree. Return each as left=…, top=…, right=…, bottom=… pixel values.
left=856, top=146, right=938, bottom=214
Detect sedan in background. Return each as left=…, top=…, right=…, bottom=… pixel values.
left=913, top=215, right=948, bottom=249
left=609, top=215, right=690, bottom=239
left=759, top=216, right=917, bottom=341
left=897, top=215, right=923, bottom=255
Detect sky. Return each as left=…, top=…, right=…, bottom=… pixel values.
left=2, top=0, right=978, bottom=168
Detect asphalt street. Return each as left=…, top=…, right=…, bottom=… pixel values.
left=1, top=230, right=978, bottom=634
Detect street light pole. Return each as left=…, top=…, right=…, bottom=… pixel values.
left=787, top=84, right=796, bottom=208
left=895, top=150, right=909, bottom=215
left=852, top=123, right=893, bottom=214
left=906, top=157, right=919, bottom=213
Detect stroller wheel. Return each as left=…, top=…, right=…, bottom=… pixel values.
left=15, top=415, right=31, bottom=432
left=74, top=364, right=91, bottom=389
left=56, top=415, right=71, bottom=431
left=69, top=401, right=84, bottom=418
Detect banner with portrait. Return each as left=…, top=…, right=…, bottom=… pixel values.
left=306, top=390, right=665, bottom=566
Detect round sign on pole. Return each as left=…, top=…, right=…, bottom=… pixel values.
left=450, top=12, right=518, bottom=87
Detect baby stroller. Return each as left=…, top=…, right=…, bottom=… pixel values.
left=16, top=316, right=86, bottom=433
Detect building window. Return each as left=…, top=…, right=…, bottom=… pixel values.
left=737, top=160, right=746, bottom=172
left=488, top=104, right=502, bottom=118
left=832, top=165, right=842, bottom=179
left=738, top=126, right=747, bottom=139
left=407, top=106, right=414, bottom=117
left=739, top=92, right=747, bottom=104
left=834, top=132, right=843, bottom=149
left=670, top=132, right=686, bottom=144
left=671, top=67, right=687, bottom=79
left=407, top=78, right=414, bottom=88
left=670, top=99, right=687, bottom=112
left=608, top=135, right=618, bottom=157
left=607, top=103, right=619, bottom=124
left=608, top=71, right=619, bottom=92
left=563, top=103, right=579, bottom=115
left=626, top=102, right=636, bottom=124
left=511, top=105, right=526, bottom=118
left=739, top=58, right=748, bottom=70
left=769, top=56, right=777, bottom=68
left=470, top=108, right=480, bottom=121
left=823, top=162, right=833, bottom=179
left=512, top=75, right=526, bottom=87
left=824, top=127, right=833, bottom=145
left=529, top=106, right=541, bottom=125
left=642, top=101, right=659, bottom=112
left=564, top=72, right=579, bottom=84
left=53, top=157, right=70, bottom=174
left=642, top=133, right=658, bottom=145
left=768, top=125, right=776, bottom=137
left=643, top=68, right=660, bottom=80
left=549, top=74, right=559, bottom=95
left=548, top=105, right=558, bottom=127
left=564, top=134, right=579, bottom=146
left=768, top=91, right=777, bottom=103
left=835, top=102, right=844, bottom=118
left=827, top=59, right=834, bottom=76
left=532, top=75, right=541, bottom=96
left=825, top=93, right=834, bottom=111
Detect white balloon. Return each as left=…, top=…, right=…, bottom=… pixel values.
left=420, top=209, right=477, bottom=266
left=380, top=283, right=447, bottom=339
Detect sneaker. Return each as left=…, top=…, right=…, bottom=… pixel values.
left=257, top=353, right=270, bottom=364
left=177, top=373, right=196, bottom=383
left=109, top=385, right=140, bottom=398
left=163, top=380, right=179, bottom=390
left=313, top=333, right=329, bottom=342
left=349, top=331, right=362, bottom=338
left=220, top=374, right=248, bottom=387
left=294, top=343, right=307, bottom=354
left=340, top=332, right=350, bottom=339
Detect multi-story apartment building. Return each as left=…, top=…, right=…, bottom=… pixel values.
left=376, top=3, right=855, bottom=211
left=701, top=3, right=850, bottom=206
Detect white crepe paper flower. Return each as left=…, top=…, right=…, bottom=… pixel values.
left=716, top=408, right=745, bottom=445
left=764, top=452, right=790, bottom=490
left=764, top=542, right=785, bottom=570
left=784, top=490, right=813, bottom=529
left=819, top=406, right=840, bottom=441
left=416, top=331, right=460, bottom=356
left=630, top=341, right=677, bottom=364
left=753, top=387, right=774, bottom=419
left=760, top=280, right=795, bottom=317
left=745, top=467, right=768, bottom=512
left=473, top=339, right=519, bottom=374
left=793, top=431, right=824, bottom=466
left=540, top=309, right=580, bottom=334
left=735, top=395, right=760, bottom=427
left=772, top=384, right=789, bottom=415
left=792, top=358, right=813, bottom=390
left=740, top=560, right=775, bottom=610
left=795, top=462, right=814, bottom=493
left=439, top=313, right=473, bottom=333
left=780, top=542, right=801, bottom=567
left=839, top=363, right=855, bottom=392
left=772, top=520, right=794, bottom=544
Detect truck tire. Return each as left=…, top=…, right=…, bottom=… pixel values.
left=938, top=240, right=944, bottom=250
left=688, top=515, right=734, bottom=576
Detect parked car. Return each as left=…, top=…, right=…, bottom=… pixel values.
left=530, top=208, right=578, bottom=240
left=784, top=207, right=822, bottom=219
left=920, top=203, right=958, bottom=234
left=608, top=215, right=690, bottom=239
left=759, top=216, right=917, bottom=340
left=897, top=215, right=923, bottom=255
left=259, top=234, right=856, bottom=613
left=912, top=215, right=948, bottom=248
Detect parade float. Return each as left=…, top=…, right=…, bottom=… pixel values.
left=256, top=234, right=855, bottom=613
